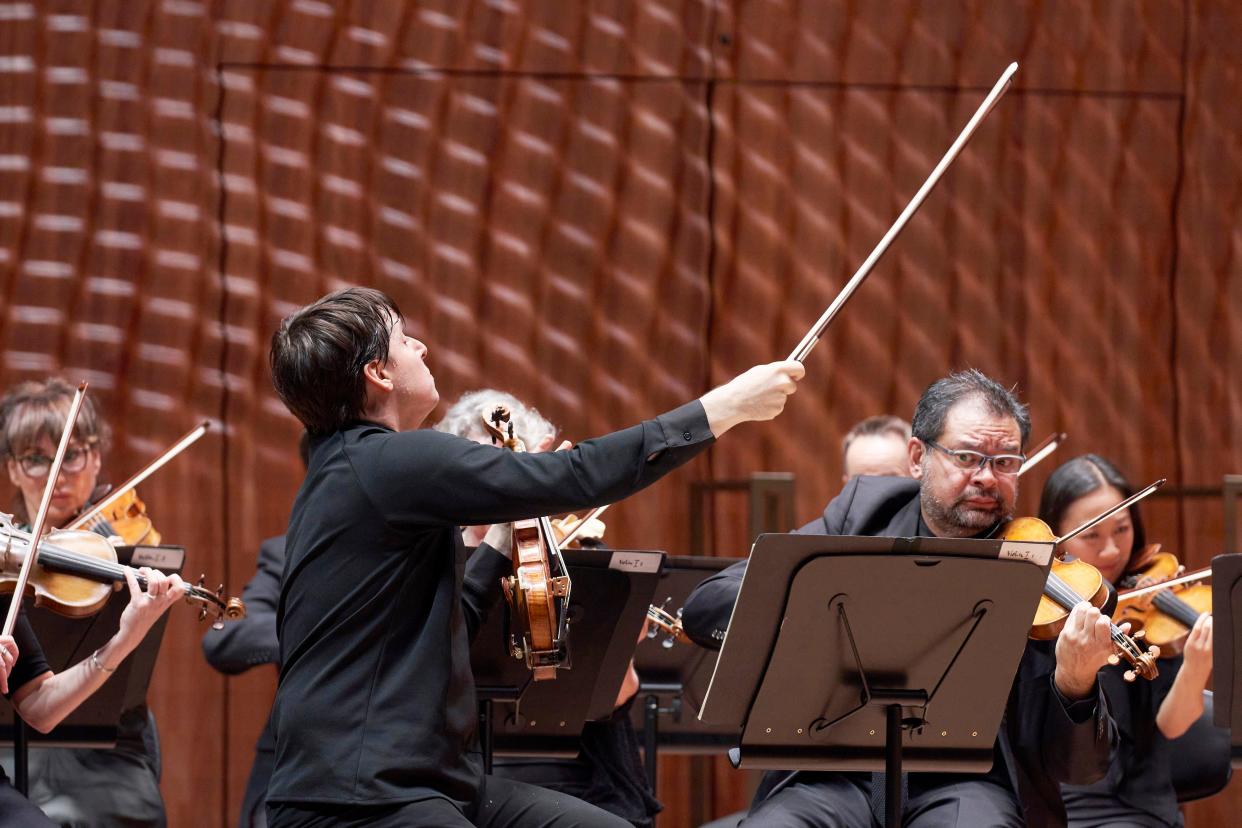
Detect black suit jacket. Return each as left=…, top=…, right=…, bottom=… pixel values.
left=682, top=475, right=1117, bottom=828
left=202, top=535, right=285, bottom=828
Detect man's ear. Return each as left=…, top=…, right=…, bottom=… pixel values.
left=362, top=358, right=393, bottom=396
left=908, top=437, right=925, bottom=480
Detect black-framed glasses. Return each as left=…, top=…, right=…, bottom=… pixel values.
left=924, top=439, right=1025, bottom=476
left=15, top=440, right=96, bottom=479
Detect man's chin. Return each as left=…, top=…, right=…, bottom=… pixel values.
left=953, top=506, right=1003, bottom=529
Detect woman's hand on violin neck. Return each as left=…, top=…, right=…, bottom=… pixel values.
left=699, top=361, right=805, bottom=437
left=115, top=566, right=187, bottom=650
left=1054, top=602, right=1124, bottom=700
left=1181, top=613, right=1213, bottom=688
left=0, top=634, right=17, bottom=695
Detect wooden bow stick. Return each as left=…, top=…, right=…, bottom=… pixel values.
left=3, top=382, right=88, bottom=637
left=1018, top=432, right=1067, bottom=477
left=555, top=504, right=610, bottom=550
left=65, top=421, right=210, bottom=532
left=789, top=62, right=1019, bottom=363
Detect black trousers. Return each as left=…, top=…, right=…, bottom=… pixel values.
left=0, top=780, right=55, bottom=828
left=740, top=775, right=1023, bottom=828
left=267, top=775, right=631, bottom=827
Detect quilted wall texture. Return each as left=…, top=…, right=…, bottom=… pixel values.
left=0, top=2, right=1238, bottom=825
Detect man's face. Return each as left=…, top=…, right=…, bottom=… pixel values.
left=911, top=396, right=1021, bottom=538
left=842, top=433, right=912, bottom=483
left=386, top=320, right=439, bottom=428
left=6, top=435, right=102, bottom=528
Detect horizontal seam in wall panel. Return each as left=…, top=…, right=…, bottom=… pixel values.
left=214, top=62, right=1182, bottom=101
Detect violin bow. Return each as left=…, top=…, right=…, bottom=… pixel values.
left=555, top=504, right=610, bottom=551
left=1018, top=432, right=1067, bottom=477
left=1057, top=479, right=1165, bottom=546
left=3, top=382, right=88, bottom=637
left=789, top=62, right=1019, bottom=363
left=1116, top=568, right=1211, bottom=603
left=65, top=421, right=210, bottom=532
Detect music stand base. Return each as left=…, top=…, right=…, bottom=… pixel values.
left=643, top=694, right=659, bottom=795
left=885, top=703, right=902, bottom=828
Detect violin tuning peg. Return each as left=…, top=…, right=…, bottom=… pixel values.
left=1149, top=645, right=1161, bottom=658
left=1123, top=670, right=1136, bottom=682
left=1106, top=654, right=1120, bottom=667
left=1132, top=629, right=1145, bottom=641
left=197, top=574, right=206, bottom=588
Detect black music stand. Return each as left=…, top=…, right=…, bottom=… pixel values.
left=0, top=545, right=183, bottom=794
left=469, top=547, right=663, bottom=770
left=698, top=533, right=1053, bottom=828
left=631, top=555, right=738, bottom=794
left=1211, top=553, right=1242, bottom=763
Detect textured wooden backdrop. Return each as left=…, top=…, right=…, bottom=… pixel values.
left=0, top=1, right=1239, bottom=825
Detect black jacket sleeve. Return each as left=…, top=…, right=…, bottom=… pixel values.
left=1007, top=641, right=1116, bottom=799
left=681, top=558, right=747, bottom=650
left=202, top=536, right=285, bottom=674
left=461, top=542, right=511, bottom=642
left=363, top=402, right=714, bottom=528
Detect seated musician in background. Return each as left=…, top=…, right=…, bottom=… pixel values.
left=200, top=435, right=310, bottom=828
left=683, top=369, right=1119, bottom=827
left=1040, top=454, right=1225, bottom=827
left=263, top=287, right=802, bottom=827
left=841, top=414, right=913, bottom=483
left=0, top=379, right=186, bottom=827
left=435, top=390, right=661, bottom=828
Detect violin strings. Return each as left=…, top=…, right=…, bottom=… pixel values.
left=21, top=541, right=217, bottom=607
left=1151, top=590, right=1202, bottom=630
left=1045, top=572, right=1144, bottom=662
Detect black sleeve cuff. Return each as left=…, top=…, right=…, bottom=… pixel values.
left=1050, top=674, right=1099, bottom=724
left=465, top=542, right=512, bottom=589
left=648, top=400, right=715, bottom=462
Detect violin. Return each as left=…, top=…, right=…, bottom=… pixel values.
left=0, top=513, right=245, bottom=627
left=481, top=406, right=571, bottom=681
left=1000, top=480, right=1170, bottom=683
left=72, top=487, right=161, bottom=546
left=646, top=601, right=690, bottom=649
left=1114, top=545, right=1211, bottom=657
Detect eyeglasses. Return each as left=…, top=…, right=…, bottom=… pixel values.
left=924, top=439, right=1025, bottom=476
left=14, top=441, right=96, bottom=479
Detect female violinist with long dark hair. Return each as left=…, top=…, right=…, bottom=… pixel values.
left=1039, top=454, right=1218, bottom=827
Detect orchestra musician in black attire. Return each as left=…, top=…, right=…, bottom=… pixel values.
left=435, top=389, right=662, bottom=828
left=1040, top=455, right=1228, bottom=828
left=682, top=370, right=1122, bottom=828
left=262, top=287, right=803, bottom=827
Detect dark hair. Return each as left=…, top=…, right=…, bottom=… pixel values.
left=0, top=377, right=112, bottom=459
left=911, top=369, right=1031, bottom=448
left=270, top=287, right=402, bottom=435
left=841, top=414, right=911, bottom=460
left=1038, top=454, right=1147, bottom=561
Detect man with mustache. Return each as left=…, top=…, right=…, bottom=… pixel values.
left=683, top=369, right=1119, bottom=827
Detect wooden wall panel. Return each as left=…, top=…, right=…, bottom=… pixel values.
left=0, top=1, right=1238, bottom=826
